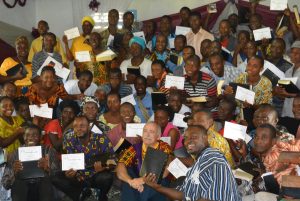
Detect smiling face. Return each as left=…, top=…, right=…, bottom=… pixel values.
left=73, top=117, right=90, bottom=138
left=120, top=104, right=135, bottom=124
left=38, top=21, right=49, bottom=36
left=168, top=94, right=182, bottom=113
left=134, top=77, right=146, bottom=97
left=184, top=58, right=200, bottom=77
left=184, top=126, right=208, bottom=156
left=82, top=21, right=93, bottom=36
left=151, top=63, right=165, bottom=80
left=189, top=15, right=201, bottom=33
left=16, top=41, right=29, bottom=58
left=89, top=32, right=101, bottom=49
left=41, top=70, right=56, bottom=89
left=107, top=94, right=121, bottom=113
left=0, top=98, right=14, bottom=118
left=142, top=123, right=160, bottom=146
left=219, top=21, right=231, bottom=38
left=209, top=55, right=224, bottom=77
left=254, top=127, right=275, bottom=154
left=155, top=35, right=167, bottom=53
left=83, top=102, right=98, bottom=122
left=24, top=128, right=41, bottom=146
left=43, top=34, right=56, bottom=53
left=246, top=57, right=263, bottom=78
left=108, top=9, right=119, bottom=26
left=154, top=109, right=169, bottom=129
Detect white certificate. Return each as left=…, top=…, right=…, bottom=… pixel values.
left=61, top=153, right=85, bottom=171
left=29, top=105, right=53, bottom=119
left=270, top=0, right=287, bottom=11
left=235, top=86, right=255, bottom=105
left=253, top=27, right=272, bottom=41
left=175, top=26, right=191, bottom=36
left=133, top=31, right=146, bottom=44
left=18, top=146, right=42, bottom=162
left=75, top=51, right=91, bottom=62
left=167, top=158, right=188, bottom=179
left=91, top=125, right=103, bottom=134
left=223, top=121, right=248, bottom=141
left=160, top=136, right=171, bottom=145
left=172, top=113, right=188, bottom=128
left=126, top=123, right=145, bottom=137
left=165, top=75, right=185, bottom=90
left=121, top=94, right=136, bottom=105
left=37, top=56, right=70, bottom=80
left=64, top=27, right=80, bottom=40
left=168, top=38, right=175, bottom=49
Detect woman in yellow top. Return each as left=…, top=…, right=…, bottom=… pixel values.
left=0, top=36, right=32, bottom=95
left=0, top=96, right=24, bottom=154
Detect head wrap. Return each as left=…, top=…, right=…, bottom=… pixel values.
left=80, top=96, right=99, bottom=108
left=129, top=36, right=146, bottom=50
left=81, top=16, right=95, bottom=26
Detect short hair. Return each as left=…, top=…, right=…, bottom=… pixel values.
left=107, top=91, right=121, bottom=102
left=250, top=13, right=262, bottom=21
left=238, top=30, right=251, bottom=41
left=180, top=6, right=191, bottom=13
left=168, top=89, right=181, bottom=100
left=186, top=55, right=200, bottom=66
left=123, top=11, right=134, bottom=18
left=59, top=100, right=80, bottom=116
left=25, top=124, right=42, bottom=136
left=154, top=105, right=174, bottom=121
left=109, top=9, right=119, bottom=16
left=193, top=109, right=213, bottom=120
left=183, top=45, right=195, bottom=54
left=190, top=11, right=201, bottom=19
left=120, top=102, right=135, bottom=112
left=185, top=125, right=208, bottom=136
left=256, top=103, right=278, bottom=118
left=14, top=96, right=29, bottom=111
left=41, top=65, right=56, bottom=75
left=79, top=70, right=93, bottom=80
left=15, top=36, right=28, bottom=47
left=109, top=68, right=122, bottom=77
left=272, top=38, right=286, bottom=50
left=38, top=20, right=49, bottom=27
left=145, top=121, right=162, bottom=137
left=161, top=15, right=172, bottom=23
left=175, top=34, right=187, bottom=44
left=135, top=75, right=147, bottom=85
left=0, top=96, right=13, bottom=105
left=74, top=115, right=89, bottom=123
left=257, top=123, right=277, bottom=139
left=152, top=59, right=166, bottom=70
left=220, top=19, right=230, bottom=26
left=43, top=32, right=56, bottom=41
left=209, top=52, right=224, bottom=61
left=249, top=55, right=264, bottom=68
left=219, top=97, right=237, bottom=113
left=228, top=13, right=238, bottom=18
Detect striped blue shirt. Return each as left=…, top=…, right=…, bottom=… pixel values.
left=179, top=148, right=241, bottom=201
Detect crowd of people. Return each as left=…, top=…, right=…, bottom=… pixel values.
left=1, top=1, right=300, bottom=201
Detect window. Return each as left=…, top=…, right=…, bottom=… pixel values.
left=92, top=12, right=124, bottom=31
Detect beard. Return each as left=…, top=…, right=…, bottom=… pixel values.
left=77, top=132, right=89, bottom=139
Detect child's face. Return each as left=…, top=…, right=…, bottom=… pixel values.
left=0, top=98, right=14, bottom=117
left=174, top=37, right=185, bottom=52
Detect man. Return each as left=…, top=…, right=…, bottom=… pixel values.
left=28, top=20, right=67, bottom=64
left=63, top=16, right=94, bottom=62
left=173, top=45, right=195, bottom=77
left=184, top=55, right=218, bottom=112
left=2, top=125, right=59, bottom=201
left=116, top=122, right=172, bottom=201
left=208, top=53, right=242, bottom=85
left=216, top=19, right=237, bottom=52
left=179, top=7, right=191, bottom=27
left=103, top=68, right=132, bottom=98
left=192, top=110, right=235, bottom=168
left=134, top=76, right=153, bottom=123
left=275, top=41, right=300, bottom=118
left=1, top=82, right=17, bottom=99
left=64, top=70, right=97, bottom=97
left=31, top=32, right=62, bottom=82
left=185, top=12, right=214, bottom=59
left=144, top=125, right=241, bottom=201
left=100, top=9, right=127, bottom=49
left=52, top=116, right=114, bottom=201
left=123, top=11, right=139, bottom=33
left=168, top=89, right=191, bottom=115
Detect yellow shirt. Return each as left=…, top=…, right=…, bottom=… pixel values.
left=0, top=57, right=32, bottom=86
left=0, top=115, right=24, bottom=154
left=208, top=127, right=235, bottom=168
left=70, top=35, right=93, bottom=59
left=28, top=36, right=67, bottom=64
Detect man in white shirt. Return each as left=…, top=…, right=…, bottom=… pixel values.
left=64, top=70, right=97, bottom=96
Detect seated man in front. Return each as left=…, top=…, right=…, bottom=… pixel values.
left=52, top=115, right=114, bottom=201
left=2, top=124, right=59, bottom=201
left=116, top=122, right=173, bottom=201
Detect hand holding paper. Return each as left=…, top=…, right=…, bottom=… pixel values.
left=223, top=121, right=248, bottom=142
left=235, top=86, right=255, bottom=105
left=167, top=158, right=188, bottom=179
left=61, top=153, right=85, bottom=171
left=165, top=75, right=185, bottom=90
left=64, top=27, right=80, bottom=40
left=18, top=146, right=42, bottom=162
left=75, top=51, right=91, bottom=62
left=172, top=113, right=188, bottom=128
left=253, top=27, right=272, bottom=41
left=126, top=123, right=145, bottom=137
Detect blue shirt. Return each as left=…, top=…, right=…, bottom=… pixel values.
left=179, top=148, right=241, bottom=201
left=134, top=92, right=153, bottom=123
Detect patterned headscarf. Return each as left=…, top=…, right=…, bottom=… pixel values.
left=80, top=96, right=100, bottom=108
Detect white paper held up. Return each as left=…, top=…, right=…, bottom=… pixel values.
left=165, top=75, right=185, bottom=90
left=126, top=123, right=145, bottom=137
left=235, top=86, right=255, bottom=105
left=253, top=27, right=272, bottom=41
left=172, top=113, right=188, bottom=128
left=167, top=158, right=188, bottom=179
left=64, top=27, right=80, bottom=40
left=18, top=146, right=42, bottom=162
left=175, top=26, right=191, bottom=36
left=75, top=51, right=91, bottom=62
left=121, top=94, right=136, bottom=105
left=61, top=153, right=85, bottom=171
left=223, top=121, right=248, bottom=141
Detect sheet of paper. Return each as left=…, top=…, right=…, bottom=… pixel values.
left=223, top=121, right=248, bottom=141
left=121, top=94, right=136, bottom=105
left=217, top=80, right=225, bottom=95
left=107, top=34, right=114, bottom=47
left=253, top=27, right=272, bottom=41
left=261, top=60, right=285, bottom=80
left=75, top=51, right=91, bottom=62
left=126, top=123, right=145, bottom=137
left=61, top=153, right=85, bottom=171
left=29, top=105, right=53, bottom=119
left=133, top=31, right=146, bottom=44
left=172, top=113, right=188, bottom=128
left=270, top=0, right=287, bottom=11
left=235, top=86, right=255, bottom=105
left=18, top=146, right=42, bottom=162
left=168, top=38, right=175, bottom=49
left=207, top=3, right=217, bottom=13
left=37, top=56, right=70, bottom=80
left=165, top=75, right=185, bottom=90
left=167, top=158, right=188, bottom=179
left=91, top=125, right=103, bottom=134
left=64, top=27, right=80, bottom=40
left=160, top=137, right=171, bottom=145
left=175, top=26, right=191, bottom=36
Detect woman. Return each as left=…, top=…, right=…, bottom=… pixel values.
left=0, top=96, right=24, bottom=201
left=107, top=102, right=141, bottom=148
left=26, top=66, right=82, bottom=109
left=99, top=92, right=122, bottom=130
left=151, top=59, right=169, bottom=94
left=43, top=100, right=80, bottom=152
left=144, top=20, right=156, bottom=50
left=154, top=105, right=183, bottom=152
left=0, top=36, right=32, bottom=95
left=94, top=86, right=108, bottom=115
left=148, top=34, right=170, bottom=63
left=78, top=32, right=109, bottom=85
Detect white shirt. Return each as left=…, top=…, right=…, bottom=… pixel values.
left=64, top=79, right=97, bottom=96
left=120, top=58, right=152, bottom=79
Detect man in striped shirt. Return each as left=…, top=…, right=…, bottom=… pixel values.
left=144, top=125, right=241, bottom=201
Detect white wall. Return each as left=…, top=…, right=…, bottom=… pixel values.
left=241, top=0, right=300, bottom=9
left=0, top=0, right=36, bottom=31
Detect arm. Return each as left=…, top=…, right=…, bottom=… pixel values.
left=116, top=162, right=144, bottom=191
left=0, top=128, right=24, bottom=148
left=62, top=35, right=75, bottom=62
left=203, top=13, right=211, bottom=31
left=48, top=133, right=62, bottom=152
left=284, top=8, right=300, bottom=39
left=168, top=128, right=179, bottom=151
